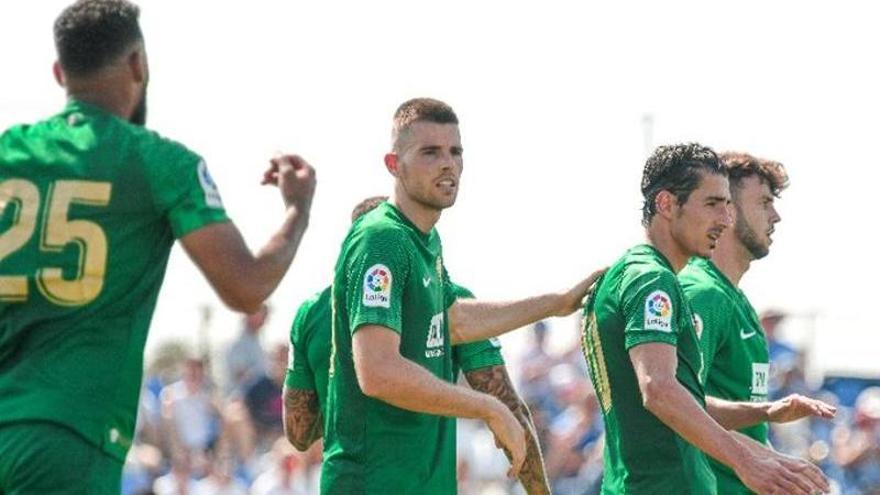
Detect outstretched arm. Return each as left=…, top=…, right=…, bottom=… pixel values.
left=449, top=268, right=605, bottom=344
left=465, top=365, right=550, bottom=495
left=707, top=394, right=836, bottom=431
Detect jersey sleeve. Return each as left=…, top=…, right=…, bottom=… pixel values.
left=285, top=296, right=318, bottom=391
left=139, top=134, right=229, bottom=238
left=448, top=283, right=506, bottom=372
left=441, top=263, right=459, bottom=309
left=681, top=283, right=731, bottom=378
left=345, top=227, right=410, bottom=335
left=620, top=268, right=684, bottom=350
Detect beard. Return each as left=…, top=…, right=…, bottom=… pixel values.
left=129, top=88, right=147, bottom=126
left=735, top=210, right=770, bottom=260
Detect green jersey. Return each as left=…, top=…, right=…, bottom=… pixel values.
left=582, top=244, right=716, bottom=494
left=0, top=100, right=228, bottom=461
left=322, top=201, right=458, bottom=495
left=284, top=284, right=503, bottom=414
left=680, top=257, right=770, bottom=495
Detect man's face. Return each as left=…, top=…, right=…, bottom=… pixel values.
left=670, top=171, right=733, bottom=258
left=394, top=121, right=463, bottom=211
left=733, top=175, right=781, bottom=260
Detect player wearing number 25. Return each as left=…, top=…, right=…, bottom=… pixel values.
left=0, top=1, right=315, bottom=493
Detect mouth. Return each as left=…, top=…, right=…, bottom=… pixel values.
left=436, top=177, right=457, bottom=190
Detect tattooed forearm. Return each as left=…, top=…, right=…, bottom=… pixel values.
left=282, top=386, right=323, bottom=451
left=466, top=365, right=551, bottom=495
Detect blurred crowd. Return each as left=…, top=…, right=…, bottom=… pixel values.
left=123, top=308, right=879, bottom=495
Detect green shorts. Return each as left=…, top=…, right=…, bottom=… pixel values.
left=0, top=421, right=122, bottom=495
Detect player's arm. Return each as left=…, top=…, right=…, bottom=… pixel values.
left=353, top=325, right=526, bottom=478
left=465, top=365, right=550, bottom=495
left=282, top=386, right=322, bottom=451
left=181, top=155, right=316, bottom=314
left=706, top=394, right=837, bottom=430
left=629, top=343, right=829, bottom=495
left=448, top=268, right=605, bottom=345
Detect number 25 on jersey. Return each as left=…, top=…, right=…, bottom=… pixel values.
left=0, top=178, right=112, bottom=306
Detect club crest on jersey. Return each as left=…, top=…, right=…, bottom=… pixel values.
left=644, top=290, right=673, bottom=332
left=197, top=160, right=224, bottom=209
left=363, top=264, right=392, bottom=308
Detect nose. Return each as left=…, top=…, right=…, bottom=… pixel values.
left=770, top=204, right=781, bottom=224
left=720, top=203, right=734, bottom=229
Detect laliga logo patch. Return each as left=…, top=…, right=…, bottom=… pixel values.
left=363, top=264, right=392, bottom=308
left=197, top=160, right=224, bottom=209
left=644, top=290, right=672, bottom=332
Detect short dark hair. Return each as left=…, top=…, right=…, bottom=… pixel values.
left=641, top=143, right=726, bottom=226
left=392, top=98, right=458, bottom=149
left=719, top=152, right=789, bottom=198
left=350, top=196, right=389, bottom=223
left=54, top=0, right=143, bottom=77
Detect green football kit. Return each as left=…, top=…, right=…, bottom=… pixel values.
left=0, top=101, right=228, bottom=490
left=680, top=257, right=770, bottom=495
left=321, top=201, right=466, bottom=494
left=581, top=244, right=716, bottom=494
left=285, top=284, right=503, bottom=414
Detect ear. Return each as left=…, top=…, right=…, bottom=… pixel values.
left=128, top=48, right=147, bottom=84
left=654, top=190, right=676, bottom=220
left=52, top=61, right=66, bottom=87
left=384, top=153, right=400, bottom=177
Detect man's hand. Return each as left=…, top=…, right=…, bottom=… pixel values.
left=483, top=400, right=527, bottom=479
left=767, top=394, right=837, bottom=424
left=263, top=154, right=316, bottom=213
left=734, top=448, right=830, bottom=495
left=553, top=268, right=606, bottom=316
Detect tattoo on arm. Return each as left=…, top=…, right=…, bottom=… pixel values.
left=466, top=365, right=551, bottom=495
left=282, top=387, right=323, bottom=451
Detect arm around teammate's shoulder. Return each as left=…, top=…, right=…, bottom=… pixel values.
left=448, top=267, right=606, bottom=345
left=181, top=155, right=315, bottom=313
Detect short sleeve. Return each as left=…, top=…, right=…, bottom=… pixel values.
left=442, top=263, right=460, bottom=309
left=446, top=283, right=506, bottom=372
left=285, top=297, right=318, bottom=391
left=140, top=134, right=229, bottom=238
left=346, top=227, right=410, bottom=335
left=621, top=269, right=683, bottom=350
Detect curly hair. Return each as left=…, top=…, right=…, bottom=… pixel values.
left=641, top=143, right=726, bottom=226
left=391, top=98, right=458, bottom=150
left=54, top=0, right=142, bottom=77
left=719, top=152, right=789, bottom=198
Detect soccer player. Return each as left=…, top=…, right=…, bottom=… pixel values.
left=581, top=143, right=828, bottom=494
left=320, top=98, right=602, bottom=494
left=0, top=1, right=314, bottom=492
left=283, top=196, right=551, bottom=494
left=679, top=152, right=836, bottom=494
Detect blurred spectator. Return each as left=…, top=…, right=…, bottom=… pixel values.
left=153, top=450, right=197, bottom=495
left=160, top=357, right=222, bottom=471
left=832, top=387, right=880, bottom=494
left=520, top=321, right=562, bottom=417
left=225, top=305, right=270, bottom=396
left=250, top=438, right=310, bottom=495
left=244, top=343, right=288, bottom=445
left=193, top=452, right=248, bottom=495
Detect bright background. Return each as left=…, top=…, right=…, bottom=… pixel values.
left=2, top=0, right=876, bottom=378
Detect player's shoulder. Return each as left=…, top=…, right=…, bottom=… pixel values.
left=617, top=244, right=678, bottom=289
left=347, top=203, right=413, bottom=248
left=679, top=259, right=734, bottom=303
left=292, top=287, right=331, bottom=342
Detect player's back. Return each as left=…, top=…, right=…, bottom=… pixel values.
left=0, top=100, right=227, bottom=460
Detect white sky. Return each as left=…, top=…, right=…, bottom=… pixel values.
left=2, top=1, right=877, bottom=377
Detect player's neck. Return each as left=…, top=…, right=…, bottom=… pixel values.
left=710, top=236, right=751, bottom=286
left=645, top=224, right=690, bottom=272
left=390, top=193, right=441, bottom=234
left=65, top=74, right=135, bottom=121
